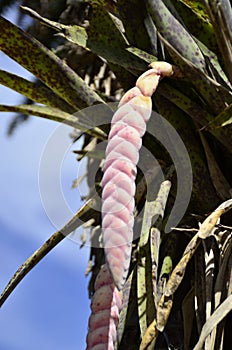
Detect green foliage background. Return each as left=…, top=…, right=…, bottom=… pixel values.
left=0, top=1, right=231, bottom=349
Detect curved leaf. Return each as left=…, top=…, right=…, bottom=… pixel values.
left=21, top=5, right=147, bottom=72
left=204, top=0, right=232, bottom=84
left=196, top=40, right=231, bottom=89
left=0, top=198, right=97, bottom=308
left=205, top=103, right=232, bottom=130
left=147, top=0, right=206, bottom=70
left=137, top=180, right=171, bottom=336
left=193, top=295, right=232, bottom=350
left=172, top=0, right=218, bottom=54
left=199, top=132, right=231, bottom=200
left=126, top=47, right=157, bottom=64
left=159, top=34, right=232, bottom=114
left=0, top=104, right=106, bottom=139
left=0, top=16, right=103, bottom=109
left=0, top=69, right=74, bottom=112
left=117, top=0, right=153, bottom=52
left=157, top=83, right=232, bottom=153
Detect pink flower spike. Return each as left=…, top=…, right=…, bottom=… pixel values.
left=101, top=61, right=174, bottom=291
left=86, top=265, right=122, bottom=350
left=87, top=61, right=175, bottom=350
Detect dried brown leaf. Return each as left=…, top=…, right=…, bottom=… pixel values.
left=198, top=199, right=232, bottom=239
left=193, top=295, right=232, bottom=350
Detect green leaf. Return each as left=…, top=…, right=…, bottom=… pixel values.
left=21, top=5, right=147, bottom=72
left=21, top=6, right=88, bottom=47
left=137, top=180, right=171, bottom=336
left=0, top=16, right=103, bottom=110
left=0, top=198, right=97, bottom=308
left=199, top=132, right=231, bottom=200
left=85, top=2, right=147, bottom=71
left=0, top=69, right=74, bottom=113
left=147, top=0, right=206, bottom=70
left=157, top=83, right=232, bottom=156
left=195, top=39, right=231, bottom=89
left=204, top=103, right=232, bottom=129
left=117, top=269, right=136, bottom=346
left=138, top=182, right=171, bottom=350
left=126, top=47, right=158, bottom=64
left=172, top=0, right=218, bottom=55
left=204, top=0, right=232, bottom=84
left=156, top=233, right=201, bottom=332
left=0, top=104, right=106, bottom=139
left=159, top=256, right=172, bottom=277
left=149, top=181, right=171, bottom=306
left=73, top=149, right=105, bottom=160
left=164, top=0, right=228, bottom=87
left=159, top=34, right=232, bottom=114
left=155, top=94, right=220, bottom=212
left=137, top=199, right=155, bottom=336
left=117, top=0, right=154, bottom=52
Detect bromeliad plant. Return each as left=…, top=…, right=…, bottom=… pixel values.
left=0, top=1, right=232, bottom=349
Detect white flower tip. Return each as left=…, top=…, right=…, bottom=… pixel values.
left=149, top=61, right=175, bottom=77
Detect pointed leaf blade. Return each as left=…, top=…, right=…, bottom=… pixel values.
left=0, top=16, right=103, bottom=109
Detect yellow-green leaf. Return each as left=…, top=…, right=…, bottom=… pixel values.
left=0, top=104, right=106, bottom=139
left=0, top=16, right=103, bottom=109
left=21, top=5, right=147, bottom=71
left=0, top=69, right=74, bottom=112
left=0, top=198, right=97, bottom=308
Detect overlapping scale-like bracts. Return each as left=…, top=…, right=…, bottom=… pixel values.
left=101, top=94, right=151, bottom=290
left=86, top=264, right=122, bottom=350
left=86, top=62, right=174, bottom=350
left=102, top=62, right=174, bottom=290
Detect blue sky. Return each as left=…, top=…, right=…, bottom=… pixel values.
left=0, top=6, right=92, bottom=350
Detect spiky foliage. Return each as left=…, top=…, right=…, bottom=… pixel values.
left=0, top=1, right=232, bottom=349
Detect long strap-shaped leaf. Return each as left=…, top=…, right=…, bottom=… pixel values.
left=137, top=180, right=171, bottom=336
left=20, top=5, right=147, bottom=72
left=0, top=104, right=106, bottom=140
left=0, top=198, right=97, bottom=308
left=147, top=0, right=206, bottom=70
left=0, top=69, right=74, bottom=113
left=194, top=294, right=232, bottom=350
left=0, top=16, right=103, bottom=110
left=203, top=0, right=232, bottom=84
left=140, top=199, right=232, bottom=349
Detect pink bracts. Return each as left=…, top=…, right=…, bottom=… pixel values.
left=86, top=62, right=174, bottom=350
left=86, top=264, right=122, bottom=350
left=102, top=62, right=174, bottom=290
